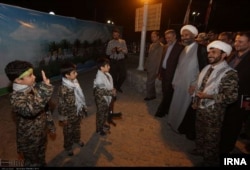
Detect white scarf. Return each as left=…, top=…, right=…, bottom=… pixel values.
left=196, top=61, right=235, bottom=109
left=62, top=77, right=86, bottom=115
left=13, top=83, right=33, bottom=93
left=93, top=70, right=113, bottom=105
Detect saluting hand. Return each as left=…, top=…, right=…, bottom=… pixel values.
left=41, top=70, right=50, bottom=85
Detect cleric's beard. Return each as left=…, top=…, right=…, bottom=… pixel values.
left=182, top=38, right=194, bottom=46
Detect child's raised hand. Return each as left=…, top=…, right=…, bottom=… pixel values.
left=41, top=70, right=50, bottom=85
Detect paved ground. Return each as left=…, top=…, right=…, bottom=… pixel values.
left=0, top=55, right=249, bottom=167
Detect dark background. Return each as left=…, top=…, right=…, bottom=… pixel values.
left=1, top=0, right=250, bottom=42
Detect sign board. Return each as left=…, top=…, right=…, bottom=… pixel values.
left=135, top=3, right=162, bottom=32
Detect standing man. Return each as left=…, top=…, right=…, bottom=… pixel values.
left=218, top=31, right=235, bottom=61
left=207, top=29, right=219, bottom=44
left=155, top=29, right=184, bottom=117
left=191, top=40, right=238, bottom=166
left=106, top=28, right=128, bottom=93
left=220, top=31, right=250, bottom=154
left=167, top=24, right=208, bottom=132
left=144, top=31, right=163, bottom=101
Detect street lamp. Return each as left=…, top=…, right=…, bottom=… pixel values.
left=137, top=0, right=149, bottom=71
left=107, top=20, right=114, bottom=25
left=192, top=11, right=200, bottom=24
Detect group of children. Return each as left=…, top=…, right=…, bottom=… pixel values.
left=4, top=57, right=117, bottom=166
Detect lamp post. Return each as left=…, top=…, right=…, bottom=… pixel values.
left=137, top=0, right=149, bottom=71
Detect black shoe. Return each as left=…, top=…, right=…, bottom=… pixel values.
left=144, top=97, right=156, bottom=101
left=154, top=110, right=165, bottom=117
left=78, top=141, right=84, bottom=147
left=103, top=124, right=110, bottom=131
left=155, top=113, right=165, bottom=118
left=67, top=150, right=73, bottom=156
left=97, top=130, right=107, bottom=136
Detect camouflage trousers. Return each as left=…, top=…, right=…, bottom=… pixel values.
left=196, top=105, right=226, bottom=162
left=63, top=119, right=81, bottom=151
left=95, top=98, right=109, bottom=132
left=22, top=142, right=47, bottom=167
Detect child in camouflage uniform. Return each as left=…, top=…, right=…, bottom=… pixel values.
left=58, top=62, right=87, bottom=156
left=4, top=60, right=55, bottom=167
left=94, top=57, right=116, bottom=136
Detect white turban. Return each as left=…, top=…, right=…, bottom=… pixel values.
left=180, top=25, right=198, bottom=37
left=207, top=40, right=232, bottom=56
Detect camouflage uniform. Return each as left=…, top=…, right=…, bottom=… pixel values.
left=9, top=82, right=53, bottom=167
left=195, top=70, right=238, bottom=165
left=93, top=87, right=113, bottom=132
left=58, top=85, right=84, bottom=151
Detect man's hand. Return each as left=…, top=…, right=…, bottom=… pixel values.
left=196, top=91, right=212, bottom=99
left=112, top=88, right=117, bottom=96
left=188, top=85, right=196, bottom=95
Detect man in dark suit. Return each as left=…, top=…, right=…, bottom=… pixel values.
left=155, top=29, right=184, bottom=117
left=220, top=31, right=250, bottom=154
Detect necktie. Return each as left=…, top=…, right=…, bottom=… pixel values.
left=199, top=66, right=214, bottom=92
left=193, top=66, right=214, bottom=108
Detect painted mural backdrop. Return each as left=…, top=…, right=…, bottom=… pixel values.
left=0, top=3, right=115, bottom=95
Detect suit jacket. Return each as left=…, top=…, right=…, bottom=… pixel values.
left=144, top=41, right=164, bottom=74
left=158, top=41, right=184, bottom=83
left=197, top=43, right=209, bottom=71
left=228, top=50, right=250, bottom=96
left=219, top=49, right=250, bottom=155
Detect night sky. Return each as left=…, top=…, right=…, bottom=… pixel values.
left=1, top=0, right=250, bottom=42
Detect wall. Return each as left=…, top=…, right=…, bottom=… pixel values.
left=0, top=3, right=117, bottom=95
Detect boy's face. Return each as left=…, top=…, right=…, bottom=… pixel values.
left=65, top=70, right=78, bottom=81
left=101, top=64, right=110, bottom=73
left=15, top=69, right=36, bottom=86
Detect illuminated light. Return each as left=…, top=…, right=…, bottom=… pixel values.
left=18, top=20, right=34, bottom=28
left=49, top=11, right=55, bottom=15
left=106, top=20, right=114, bottom=25
left=192, top=11, right=200, bottom=16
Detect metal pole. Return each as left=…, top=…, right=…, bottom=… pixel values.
left=137, top=1, right=148, bottom=71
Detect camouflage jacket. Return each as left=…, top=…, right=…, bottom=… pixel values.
left=58, top=85, right=83, bottom=122
left=9, top=82, right=53, bottom=152
left=93, top=87, right=114, bottom=104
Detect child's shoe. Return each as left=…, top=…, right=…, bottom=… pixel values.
left=96, top=130, right=107, bottom=136
left=67, top=150, right=73, bottom=156
left=78, top=141, right=84, bottom=147
left=103, top=124, right=110, bottom=131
